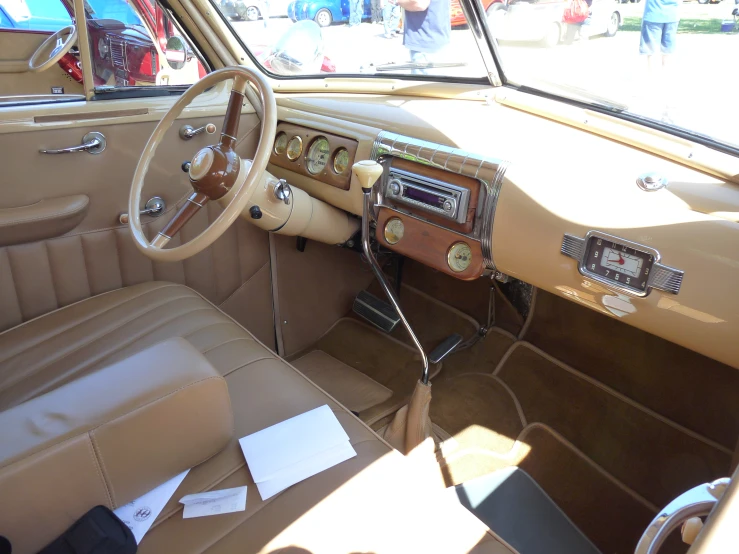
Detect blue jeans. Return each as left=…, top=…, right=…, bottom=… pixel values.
left=409, top=50, right=434, bottom=75
left=383, top=4, right=400, bottom=35
left=349, top=0, right=363, bottom=25
left=640, top=21, right=678, bottom=55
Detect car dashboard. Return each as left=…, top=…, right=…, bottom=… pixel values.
left=265, top=94, right=739, bottom=373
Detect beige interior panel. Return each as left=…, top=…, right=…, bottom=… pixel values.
left=272, top=93, right=739, bottom=369
left=0, top=31, right=83, bottom=96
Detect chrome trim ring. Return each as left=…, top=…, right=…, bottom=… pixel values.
left=371, top=130, right=509, bottom=271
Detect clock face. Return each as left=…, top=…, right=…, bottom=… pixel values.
left=584, top=237, right=654, bottom=293
left=384, top=218, right=404, bottom=245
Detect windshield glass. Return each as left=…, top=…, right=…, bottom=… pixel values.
left=486, top=0, right=738, bottom=149
left=210, top=0, right=487, bottom=78
left=86, top=0, right=144, bottom=25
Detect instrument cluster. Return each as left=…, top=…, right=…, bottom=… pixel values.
left=270, top=123, right=358, bottom=191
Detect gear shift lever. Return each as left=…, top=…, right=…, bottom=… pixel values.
left=352, top=160, right=429, bottom=384
left=352, top=160, right=432, bottom=455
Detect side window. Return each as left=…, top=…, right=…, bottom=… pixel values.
left=0, top=0, right=72, bottom=31
left=85, top=0, right=206, bottom=91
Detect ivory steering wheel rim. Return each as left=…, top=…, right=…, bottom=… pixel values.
left=29, top=25, right=77, bottom=73
left=128, top=66, right=277, bottom=262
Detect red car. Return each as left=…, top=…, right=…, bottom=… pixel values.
left=450, top=0, right=501, bottom=26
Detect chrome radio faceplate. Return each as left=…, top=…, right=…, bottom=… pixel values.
left=383, top=168, right=470, bottom=225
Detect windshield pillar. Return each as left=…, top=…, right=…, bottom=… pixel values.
left=458, top=0, right=505, bottom=86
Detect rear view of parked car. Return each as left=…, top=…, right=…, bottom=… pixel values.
left=288, top=0, right=371, bottom=26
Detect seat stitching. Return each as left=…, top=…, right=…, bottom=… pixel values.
left=181, top=321, right=236, bottom=340
left=0, top=283, right=186, bottom=359
left=0, top=296, right=204, bottom=394
left=221, top=356, right=275, bottom=378
left=86, top=433, right=113, bottom=508
left=200, top=336, right=255, bottom=356
left=89, top=431, right=117, bottom=507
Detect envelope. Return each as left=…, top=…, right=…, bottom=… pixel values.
left=239, top=404, right=357, bottom=500
left=180, top=486, right=247, bottom=518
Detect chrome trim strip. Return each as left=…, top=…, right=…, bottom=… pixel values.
left=187, top=196, right=206, bottom=208
left=371, top=131, right=509, bottom=271
left=158, top=231, right=172, bottom=240
left=458, top=0, right=503, bottom=86
left=221, top=132, right=238, bottom=141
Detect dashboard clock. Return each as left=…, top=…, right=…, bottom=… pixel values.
left=561, top=231, right=684, bottom=296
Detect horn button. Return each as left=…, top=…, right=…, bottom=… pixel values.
left=188, top=145, right=241, bottom=201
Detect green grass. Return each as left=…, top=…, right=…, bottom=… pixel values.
left=621, top=17, right=737, bottom=34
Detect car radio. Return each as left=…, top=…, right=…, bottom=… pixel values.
left=384, top=168, right=471, bottom=224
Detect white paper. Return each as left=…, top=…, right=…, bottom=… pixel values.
left=239, top=404, right=356, bottom=500
left=255, top=440, right=356, bottom=500
left=179, top=486, right=247, bottom=518
left=239, top=404, right=351, bottom=483
left=114, top=469, right=189, bottom=544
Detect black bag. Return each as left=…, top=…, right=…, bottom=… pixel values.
left=36, top=506, right=137, bottom=554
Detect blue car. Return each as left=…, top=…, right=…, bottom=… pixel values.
left=288, top=0, right=371, bottom=26
left=0, top=0, right=72, bottom=32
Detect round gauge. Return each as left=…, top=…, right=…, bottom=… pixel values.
left=274, top=132, right=288, bottom=155
left=447, top=242, right=472, bottom=273
left=333, top=148, right=350, bottom=174
left=384, top=218, right=404, bottom=245
left=286, top=136, right=303, bottom=161
left=306, top=137, right=330, bottom=175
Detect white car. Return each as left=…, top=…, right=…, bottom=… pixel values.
left=219, top=0, right=293, bottom=20
left=488, top=0, right=621, bottom=47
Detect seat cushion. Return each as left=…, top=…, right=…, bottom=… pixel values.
left=0, top=282, right=514, bottom=554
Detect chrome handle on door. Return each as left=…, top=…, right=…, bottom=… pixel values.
left=119, top=197, right=166, bottom=224
left=40, top=132, right=106, bottom=155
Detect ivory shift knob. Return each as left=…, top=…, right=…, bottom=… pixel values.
left=352, top=160, right=384, bottom=192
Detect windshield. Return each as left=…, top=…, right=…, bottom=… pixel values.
left=86, top=0, right=144, bottom=25
left=486, top=0, right=738, bottom=150
left=210, top=0, right=487, bottom=79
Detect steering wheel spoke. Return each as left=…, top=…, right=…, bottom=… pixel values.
left=151, top=192, right=209, bottom=248
left=128, top=66, right=276, bottom=262
left=221, top=75, right=249, bottom=149
left=29, top=25, right=77, bottom=73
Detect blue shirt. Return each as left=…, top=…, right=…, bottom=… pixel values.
left=643, top=0, right=679, bottom=23
left=403, top=0, right=451, bottom=54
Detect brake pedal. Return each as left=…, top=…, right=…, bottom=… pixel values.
left=353, top=290, right=400, bottom=333
left=429, top=334, right=463, bottom=364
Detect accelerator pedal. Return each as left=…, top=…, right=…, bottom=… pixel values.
left=353, top=290, right=400, bottom=333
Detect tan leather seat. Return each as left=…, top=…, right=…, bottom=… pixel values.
left=0, top=282, right=514, bottom=553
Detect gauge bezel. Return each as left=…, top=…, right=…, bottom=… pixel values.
left=447, top=242, right=472, bottom=273
left=306, top=136, right=330, bottom=175
left=274, top=132, right=288, bottom=155
left=333, top=147, right=350, bottom=175
left=384, top=217, right=404, bottom=245
left=286, top=136, right=303, bottom=161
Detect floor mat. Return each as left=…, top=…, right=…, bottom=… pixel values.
left=438, top=328, right=515, bottom=380
left=293, top=318, right=440, bottom=425
left=292, top=350, right=392, bottom=413
left=496, top=342, right=732, bottom=509
left=523, top=290, right=739, bottom=450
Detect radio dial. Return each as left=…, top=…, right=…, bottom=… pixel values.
left=443, top=200, right=454, bottom=212
left=388, top=179, right=401, bottom=196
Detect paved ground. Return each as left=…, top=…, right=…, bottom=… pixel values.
left=230, top=0, right=738, bottom=147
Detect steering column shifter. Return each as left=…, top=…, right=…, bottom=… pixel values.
left=352, top=160, right=432, bottom=454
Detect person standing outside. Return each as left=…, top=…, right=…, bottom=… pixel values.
left=371, top=0, right=382, bottom=23
left=640, top=0, right=679, bottom=79
left=349, top=0, right=363, bottom=26
left=398, top=0, right=450, bottom=74
left=382, top=0, right=401, bottom=38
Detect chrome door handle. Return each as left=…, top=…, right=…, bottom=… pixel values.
left=40, top=131, right=106, bottom=154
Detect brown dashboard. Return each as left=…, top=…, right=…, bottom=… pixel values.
left=270, top=122, right=359, bottom=191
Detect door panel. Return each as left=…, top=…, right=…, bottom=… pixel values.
left=0, top=88, right=275, bottom=350
left=0, top=31, right=83, bottom=96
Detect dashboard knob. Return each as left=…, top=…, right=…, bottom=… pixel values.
left=388, top=180, right=401, bottom=195
left=249, top=206, right=263, bottom=220
left=181, top=161, right=191, bottom=173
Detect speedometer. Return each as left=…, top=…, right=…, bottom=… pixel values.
left=306, top=137, right=330, bottom=175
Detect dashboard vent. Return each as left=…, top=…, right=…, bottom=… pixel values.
left=110, top=39, right=126, bottom=69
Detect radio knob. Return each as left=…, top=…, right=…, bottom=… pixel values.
left=443, top=200, right=454, bottom=212
left=388, top=180, right=401, bottom=196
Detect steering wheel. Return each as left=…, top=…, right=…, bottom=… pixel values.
left=29, top=25, right=78, bottom=73
left=128, top=66, right=276, bottom=262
